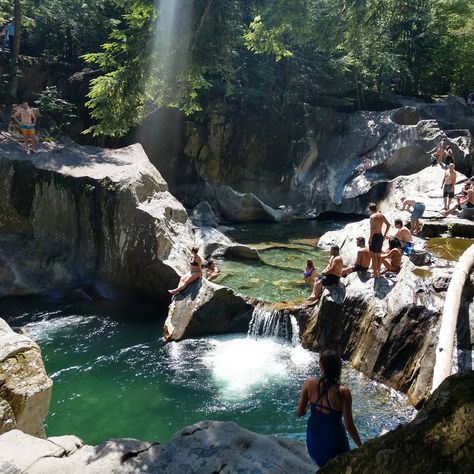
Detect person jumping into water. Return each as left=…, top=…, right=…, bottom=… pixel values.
left=368, top=203, right=390, bottom=278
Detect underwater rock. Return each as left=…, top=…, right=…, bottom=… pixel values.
left=0, top=319, right=52, bottom=437
left=320, top=371, right=474, bottom=474
left=163, top=278, right=255, bottom=341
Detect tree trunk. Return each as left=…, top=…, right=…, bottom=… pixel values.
left=9, top=0, right=23, bottom=101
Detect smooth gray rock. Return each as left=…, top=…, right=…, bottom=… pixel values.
left=190, top=200, right=219, bottom=227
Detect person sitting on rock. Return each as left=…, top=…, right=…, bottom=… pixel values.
left=393, top=219, right=413, bottom=255
left=381, top=238, right=402, bottom=274
left=307, top=246, right=343, bottom=301
left=368, top=203, right=390, bottom=278
left=396, top=197, right=425, bottom=235
left=455, top=178, right=473, bottom=207
left=341, top=237, right=370, bottom=277
left=297, top=349, right=362, bottom=468
left=205, top=259, right=220, bottom=281
left=303, top=259, right=317, bottom=284
left=441, top=163, right=457, bottom=211
left=444, top=186, right=474, bottom=216
left=169, top=247, right=203, bottom=296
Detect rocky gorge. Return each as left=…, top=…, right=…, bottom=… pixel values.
left=0, top=96, right=473, bottom=472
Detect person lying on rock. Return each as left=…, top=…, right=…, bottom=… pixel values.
left=393, top=219, right=413, bottom=255
left=307, top=246, right=343, bottom=301
left=205, top=259, right=220, bottom=281
left=303, top=259, right=317, bottom=284
left=168, top=247, right=202, bottom=296
left=396, top=198, right=425, bottom=235
left=443, top=186, right=474, bottom=216
left=368, top=203, right=390, bottom=278
left=441, top=163, right=457, bottom=211
left=341, top=237, right=370, bottom=277
left=381, top=238, right=402, bottom=274
left=297, top=349, right=363, bottom=468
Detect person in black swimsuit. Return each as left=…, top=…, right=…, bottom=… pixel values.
left=168, top=247, right=203, bottom=296
left=368, top=203, right=390, bottom=278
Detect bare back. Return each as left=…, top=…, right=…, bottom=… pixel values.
left=356, top=247, right=371, bottom=268
left=306, top=377, right=344, bottom=412
left=370, top=212, right=385, bottom=235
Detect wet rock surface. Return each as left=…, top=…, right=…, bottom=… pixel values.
left=0, top=421, right=315, bottom=474
left=0, top=318, right=52, bottom=437
left=320, top=371, right=474, bottom=474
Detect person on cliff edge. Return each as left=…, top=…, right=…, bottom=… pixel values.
left=12, top=101, right=37, bottom=154
left=368, top=203, right=390, bottom=278
left=307, top=246, right=343, bottom=301
left=297, top=350, right=362, bottom=468
left=168, top=247, right=202, bottom=296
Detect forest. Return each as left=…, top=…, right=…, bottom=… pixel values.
left=2, top=0, right=474, bottom=138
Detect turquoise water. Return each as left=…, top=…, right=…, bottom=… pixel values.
left=4, top=298, right=415, bottom=446
left=214, top=220, right=349, bottom=302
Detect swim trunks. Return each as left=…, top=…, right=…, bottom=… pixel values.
left=19, top=124, right=35, bottom=137
left=411, top=202, right=425, bottom=219
left=320, top=274, right=340, bottom=286
left=443, top=184, right=455, bottom=198
left=369, top=233, right=383, bottom=253
left=352, top=264, right=368, bottom=272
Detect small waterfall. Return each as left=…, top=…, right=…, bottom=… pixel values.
left=248, top=306, right=300, bottom=345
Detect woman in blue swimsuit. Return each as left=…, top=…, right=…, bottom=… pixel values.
left=296, top=350, right=362, bottom=467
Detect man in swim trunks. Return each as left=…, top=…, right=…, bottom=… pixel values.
left=441, top=163, right=457, bottom=211
left=341, top=237, right=371, bottom=277
left=307, top=245, right=343, bottom=301
left=396, top=197, right=425, bottom=235
left=393, top=219, right=413, bottom=254
left=368, top=203, right=390, bottom=278
left=12, top=101, right=37, bottom=154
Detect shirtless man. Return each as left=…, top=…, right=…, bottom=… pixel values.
left=396, top=197, right=425, bottom=235
left=393, top=219, right=413, bottom=252
left=12, top=101, right=36, bottom=153
left=441, top=163, right=457, bottom=211
left=341, top=237, right=371, bottom=277
left=307, top=245, right=343, bottom=301
left=368, top=203, right=390, bottom=278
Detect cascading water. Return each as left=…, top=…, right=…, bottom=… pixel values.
left=248, top=306, right=300, bottom=345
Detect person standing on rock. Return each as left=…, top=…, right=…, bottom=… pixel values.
left=168, top=247, right=202, bottom=296
left=396, top=198, right=425, bottom=235
left=297, top=349, right=362, bottom=468
left=368, top=203, right=390, bottom=278
left=441, top=163, right=457, bottom=211
left=307, top=246, right=343, bottom=301
left=12, top=101, right=37, bottom=154
left=341, top=237, right=370, bottom=277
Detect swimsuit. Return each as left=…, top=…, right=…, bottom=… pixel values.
left=190, top=258, right=200, bottom=274
left=411, top=203, right=425, bottom=219
left=352, top=264, right=368, bottom=272
left=443, top=183, right=455, bottom=198
left=306, top=380, right=350, bottom=467
left=19, top=123, right=35, bottom=137
left=369, top=233, right=383, bottom=253
left=320, top=274, right=340, bottom=287
left=304, top=267, right=315, bottom=278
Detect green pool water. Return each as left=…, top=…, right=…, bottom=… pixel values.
left=214, top=220, right=350, bottom=302
left=427, top=237, right=474, bottom=261
left=3, top=298, right=415, bottom=447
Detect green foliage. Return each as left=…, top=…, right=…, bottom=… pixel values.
left=35, top=86, right=76, bottom=130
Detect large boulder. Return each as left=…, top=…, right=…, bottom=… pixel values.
left=0, top=138, right=256, bottom=302
left=0, top=319, right=52, bottom=437
left=320, top=372, right=474, bottom=474
left=163, top=279, right=255, bottom=341
left=0, top=422, right=315, bottom=473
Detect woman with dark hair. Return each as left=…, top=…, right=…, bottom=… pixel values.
left=297, top=350, right=362, bottom=467
left=206, top=259, right=220, bottom=281
left=381, top=238, right=402, bottom=274
left=168, top=247, right=202, bottom=296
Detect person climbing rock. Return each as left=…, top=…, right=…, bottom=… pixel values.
left=296, top=350, right=362, bottom=468
left=307, top=246, right=343, bottom=301
left=341, top=237, right=370, bottom=277
left=12, top=101, right=37, bottom=154
left=368, top=203, right=390, bottom=278
left=168, top=247, right=202, bottom=296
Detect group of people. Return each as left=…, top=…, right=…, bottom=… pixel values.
left=429, top=139, right=455, bottom=167
left=306, top=202, right=414, bottom=301
left=168, top=247, right=220, bottom=296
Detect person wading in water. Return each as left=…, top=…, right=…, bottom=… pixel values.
left=297, top=350, right=362, bottom=468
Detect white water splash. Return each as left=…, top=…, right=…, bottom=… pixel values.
left=248, top=306, right=300, bottom=345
